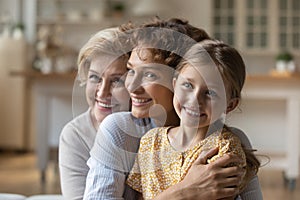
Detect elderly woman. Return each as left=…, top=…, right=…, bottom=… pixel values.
left=59, top=28, right=131, bottom=200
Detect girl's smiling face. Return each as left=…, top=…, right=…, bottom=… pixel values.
left=173, top=64, right=229, bottom=128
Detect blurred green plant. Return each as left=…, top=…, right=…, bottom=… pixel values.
left=276, top=51, right=293, bottom=61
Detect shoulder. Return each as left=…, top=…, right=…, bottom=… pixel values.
left=140, top=127, right=168, bottom=147
left=60, top=110, right=96, bottom=149
left=142, top=127, right=166, bottom=140
left=99, top=112, right=134, bottom=138
left=99, top=111, right=155, bottom=139
left=137, top=127, right=167, bottom=155
left=227, top=126, right=252, bottom=149
left=100, top=111, right=132, bottom=129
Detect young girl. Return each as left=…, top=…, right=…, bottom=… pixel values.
left=126, top=40, right=260, bottom=200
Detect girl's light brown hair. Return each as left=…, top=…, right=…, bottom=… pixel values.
left=177, top=39, right=245, bottom=100
left=177, top=39, right=260, bottom=191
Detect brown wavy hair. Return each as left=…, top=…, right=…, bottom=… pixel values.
left=119, top=16, right=211, bottom=69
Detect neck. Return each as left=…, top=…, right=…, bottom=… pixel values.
left=90, top=110, right=100, bottom=131
left=153, top=108, right=180, bottom=127
left=165, top=109, right=180, bottom=126
left=169, top=125, right=208, bottom=152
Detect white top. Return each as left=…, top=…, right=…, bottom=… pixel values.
left=59, top=108, right=96, bottom=200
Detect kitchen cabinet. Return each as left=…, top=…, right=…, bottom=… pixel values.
left=23, top=0, right=129, bottom=49
left=211, top=0, right=300, bottom=55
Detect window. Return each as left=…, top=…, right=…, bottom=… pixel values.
left=245, top=0, right=269, bottom=49
left=278, top=0, right=300, bottom=50
left=212, top=0, right=236, bottom=46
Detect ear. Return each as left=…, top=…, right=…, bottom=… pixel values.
left=172, top=77, right=177, bottom=89
left=226, top=98, right=239, bottom=113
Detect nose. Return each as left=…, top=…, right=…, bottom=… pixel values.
left=126, top=73, right=144, bottom=93
left=96, top=81, right=111, bottom=99
left=193, top=90, right=205, bottom=107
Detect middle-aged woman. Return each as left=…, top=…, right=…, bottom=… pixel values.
left=59, top=28, right=131, bottom=200
left=83, top=17, right=263, bottom=200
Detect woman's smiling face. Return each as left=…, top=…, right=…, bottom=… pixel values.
left=125, top=48, right=175, bottom=119
left=86, top=54, right=130, bottom=127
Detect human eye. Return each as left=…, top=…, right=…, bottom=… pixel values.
left=182, top=82, right=193, bottom=89
left=144, top=71, right=158, bottom=80
left=111, top=76, right=125, bottom=87
left=206, top=90, right=218, bottom=98
left=88, top=73, right=101, bottom=83
left=127, top=69, right=135, bottom=76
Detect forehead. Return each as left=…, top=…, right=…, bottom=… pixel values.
left=128, top=48, right=174, bottom=74
left=179, top=64, right=225, bottom=87
left=90, top=54, right=127, bottom=73
left=128, top=48, right=163, bottom=65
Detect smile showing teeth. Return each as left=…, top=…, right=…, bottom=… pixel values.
left=131, top=97, right=151, bottom=104
left=185, top=108, right=201, bottom=117
left=97, top=101, right=114, bottom=108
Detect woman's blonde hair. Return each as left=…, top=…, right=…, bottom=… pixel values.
left=77, top=27, right=130, bottom=85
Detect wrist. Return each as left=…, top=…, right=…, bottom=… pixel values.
left=169, top=181, right=188, bottom=199
left=153, top=181, right=186, bottom=200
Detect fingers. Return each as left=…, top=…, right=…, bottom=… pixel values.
left=194, top=147, right=219, bottom=165
left=218, top=173, right=242, bottom=188
left=212, top=153, right=243, bottom=167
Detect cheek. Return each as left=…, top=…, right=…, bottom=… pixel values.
left=173, top=86, right=189, bottom=106
left=112, top=88, right=130, bottom=104
left=152, top=86, right=173, bottom=104
left=85, top=83, right=96, bottom=106
left=210, top=101, right=225, bottom=119
left=173, top=95, right=181, bottom=116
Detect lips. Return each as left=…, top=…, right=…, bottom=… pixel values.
left=95, top=99, right=115, bottom=109
left=97, top=101, right=113, bottom=108
left=131, top=97, right=152, bottom=106
left=184, top=107, right=206, bottom=118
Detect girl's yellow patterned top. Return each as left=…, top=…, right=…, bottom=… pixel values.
left=126, top=127, right=246, bottom=200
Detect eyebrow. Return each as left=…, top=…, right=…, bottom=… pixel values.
left=88, top=69, right=99, bottom=74
left=89, top=69, right=125, bottom=77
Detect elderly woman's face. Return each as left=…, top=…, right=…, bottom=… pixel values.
left=86, top=54, right=130, bottom=127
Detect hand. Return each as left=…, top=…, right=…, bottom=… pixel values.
left=178, top=147, right=245, bottom=200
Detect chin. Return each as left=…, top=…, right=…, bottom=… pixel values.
left=131, top=109, right=149, bottom=119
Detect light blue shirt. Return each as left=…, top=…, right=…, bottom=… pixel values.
left=83, top=112, right=155, bottom=200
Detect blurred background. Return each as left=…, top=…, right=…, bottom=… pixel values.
left=0, top=0, right=299, bottom=199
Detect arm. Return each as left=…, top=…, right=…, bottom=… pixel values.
left=59, top=123, right=91, bottom=200
left=230, top=127, right=263, bottom=200
left=239, top=175, right=263, bottom=200
left=83, top=113, right=144, bottom=200
left=153, top=148, right=243, bottom=200
left=83, top=157, right=126, bottom=200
